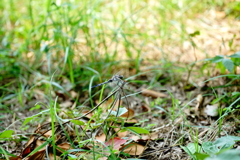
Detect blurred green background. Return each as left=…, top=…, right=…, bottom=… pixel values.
left=0, top=0, right=238, bottom=87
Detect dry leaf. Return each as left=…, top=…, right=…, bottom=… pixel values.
left=117, top=118, right=138, bottom=124
left=141, top=103, right=151, bottom=112
left=22, top=146, right=33, bottom=158
left=59, top=101, right=73, bottom=108
left=26, top=150, right=45, bottom=160
left=70, top=90, right=78, bottom=98
left=120, top=108, right=134, bottom=118
left=48, top=153, right=61, bottom=160
left=25, top=136, right=35, bottom=148
left=141, top=89, right=167, bottom=98
left=43, top=130, right=52, bottom=138
left=22, top=137, right=39, bottom=158
left=36, top=140, right=45, bottom=148
left=130, top=132, right=158, bottom=141
left=8, top=156, right=22, bottom=160
left=120, top=143, right=145, bottom=155
left=57, top=143, right=72, bottom=151
left=105, top=137, right=127, bottom=150
left=82, top=110, right=94, bottom=120
left=125, top=119, right=138, bottom=123
left=144, top=132, right=158, bottom=140
left=114, top=127, right=129, bottom=138
left=96, top=133, right=106, bottom=142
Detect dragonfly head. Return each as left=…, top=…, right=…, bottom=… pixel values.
left=118, top=75, right=124, bottom=79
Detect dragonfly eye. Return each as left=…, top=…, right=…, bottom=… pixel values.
left=119, top=75, right=124, bottom=79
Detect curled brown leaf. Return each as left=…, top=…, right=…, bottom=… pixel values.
left=141, top=89, right=168, bottom=98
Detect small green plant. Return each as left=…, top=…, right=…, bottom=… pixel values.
left=181, top=135, right=240, bottom=160
left=204, top=51, right=240, bottom=73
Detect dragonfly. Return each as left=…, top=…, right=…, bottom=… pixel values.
left=90, top=74, right=131, bottom=118
left=91, top=74, right=125, bottom=89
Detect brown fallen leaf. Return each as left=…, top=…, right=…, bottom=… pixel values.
left=43, top=130, right=52, bottom=138
left=59, top=101, right=73, bottom=108
left=96, top=133, right=106, bottom=142
left=141, top=89, right=168, bottom=98
left=82, top=110, right=94, bottom=120
left=24, top=135, right=35, bottom=150
left=141, top=103, right=151, bottom=112
left=117, top=118, right=138, bottom=124
left=25, top=150, right=45, bottom=160
left=105, top=137, right=127, bottom=150
left=22, top=139, right=46, bottom=158
left=120, top=108, right=134, bottom=118
left=21, top=145, right=33, bottom=158
left=114, top=127, right=129, bottom=138
left=8, top=156, right=22, bottom=160
left=70, top=90, right=78, bottom=99
left=48, top=152, right=61, bottom=160
left=130, top=132, right=159, bottom=141
left=57, top=142, right=72, bottom=151
left=22, top=137, right=37, bottom=158
left=120, top=142, right=145, bottom=155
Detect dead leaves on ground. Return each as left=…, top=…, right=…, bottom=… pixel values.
left=192, top=94, right=220, bottom=119
left=5, top=84, right=231, bottom=160
left=141, top=89, right=168, bottom=98
left=4, top=87, right=167, bottom=159
left=9, top=126, right=159, bottom=160
left=4, top=81, right=233, bottom=160
left=7, top=98, right=159, bottom=160
left=120, top=143, right=145, bottom=156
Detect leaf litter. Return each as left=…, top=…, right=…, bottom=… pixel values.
left=1, top=67, right=239, bottom=160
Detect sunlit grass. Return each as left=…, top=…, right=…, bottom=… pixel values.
left=0, top=0, right=226, bottom=81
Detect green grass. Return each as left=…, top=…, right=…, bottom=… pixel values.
left=0, top=0, right=226, bottom=79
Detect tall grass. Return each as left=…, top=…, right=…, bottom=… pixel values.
left=0, top=0, right=226, bottom=82
left=0, top=0, right=227, bottom=122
